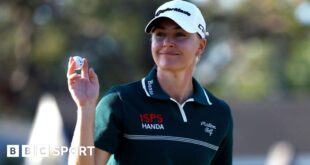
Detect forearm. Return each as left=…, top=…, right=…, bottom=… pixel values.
left=68, top=107, right=96, bottom=165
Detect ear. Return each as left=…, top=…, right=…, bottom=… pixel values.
left=196, top=38, right=207, bottom=55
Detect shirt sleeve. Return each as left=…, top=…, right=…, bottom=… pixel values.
left=94, top=88, right=124, bottom=154
left=211, top=105, right=233, bottom=165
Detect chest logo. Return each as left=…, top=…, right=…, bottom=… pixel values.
left=140, top=113, right=164, bottom=130
left=201, top=121, right=216, bottom=136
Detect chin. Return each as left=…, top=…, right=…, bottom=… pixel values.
left=157, top=63, right=182, bottom=71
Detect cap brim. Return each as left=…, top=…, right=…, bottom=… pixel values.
left=145, top=16, right=196, bottom=34
left=145, top=17, right=160, bottom=33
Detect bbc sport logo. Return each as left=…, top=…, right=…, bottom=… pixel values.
left=7, top=144, right=95, bottom=158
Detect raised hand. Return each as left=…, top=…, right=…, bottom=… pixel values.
left=67, top=57, right=99, bottom=110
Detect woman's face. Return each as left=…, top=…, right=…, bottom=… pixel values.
left=151, top=18, right=206, bottom=72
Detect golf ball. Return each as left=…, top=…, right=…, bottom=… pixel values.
left=73, top=56, right=84, bottom=70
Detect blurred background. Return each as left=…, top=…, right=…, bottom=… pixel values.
left=0, top=0, right=309, bottom=164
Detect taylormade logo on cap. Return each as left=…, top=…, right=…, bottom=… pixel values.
left=155, top=8, right=191, bottom=17
left=145, top=0, right=209, bottom=38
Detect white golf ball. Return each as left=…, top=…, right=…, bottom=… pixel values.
left=73, top=56, right=84, bottom=70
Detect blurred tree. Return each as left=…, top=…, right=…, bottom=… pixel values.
left=197, top=0, right=310, bottom=100
left=0, top=0, right=309, bottom=118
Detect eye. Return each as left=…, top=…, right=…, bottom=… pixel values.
left=175, top=32, right=186, bottom=37
left=154, top=32, right=165, bottom=37
left=175, top=32, right=188, bottom=41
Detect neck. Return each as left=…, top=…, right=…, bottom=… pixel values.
left=157, top=68, right=194, bottom=103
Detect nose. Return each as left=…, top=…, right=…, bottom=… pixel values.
left=162, top=36, right=175, bottom=47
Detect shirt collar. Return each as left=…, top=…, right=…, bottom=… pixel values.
left=141, top=67, right=170, bottom=100
left=192, top=78, right=213, bottom=106
left=141, top=68, right=212, bottom=106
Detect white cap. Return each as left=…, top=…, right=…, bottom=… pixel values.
left=145, top=0, right=209, bottom=39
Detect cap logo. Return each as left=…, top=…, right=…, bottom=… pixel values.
left=198, top=24, right=206, bottom=36
left=155, top=8, right=191, bottom=17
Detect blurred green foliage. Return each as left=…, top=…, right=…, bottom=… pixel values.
left=0, top=0, right=309, bottom=116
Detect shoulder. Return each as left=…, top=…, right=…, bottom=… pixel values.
left=115, top=80, right=143, bottom=93
left=99, top=80, right=144, bottom=102
left=96, top=80, right=146, bottom=118
left=204, top=88, right=233, bottom=120
left=96, top=81, right=141, bottom=118
left=204, top=89, right=233, bottom=137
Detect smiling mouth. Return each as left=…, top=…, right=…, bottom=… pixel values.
left=159, top=52, right=179, bottom=56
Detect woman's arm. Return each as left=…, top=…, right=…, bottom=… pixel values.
left=67, top=57, right=110, bottom=165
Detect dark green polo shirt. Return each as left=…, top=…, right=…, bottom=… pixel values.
left=94, top=68, right=233, bottom=165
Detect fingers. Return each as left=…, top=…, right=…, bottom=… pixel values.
left=67, top=57, right=76, bottom=78
left=67, top=56, right=94, bottom=83
left=89, top=68, right=99, bottom=85
left=67, top=73, right=81, bottom=87
left=81, top=58, right=89, bottom=79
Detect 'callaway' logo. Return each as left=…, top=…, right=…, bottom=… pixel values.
left=140, top=113, right=165, bottom=130
left=201, top=121, right=216, bottom=136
